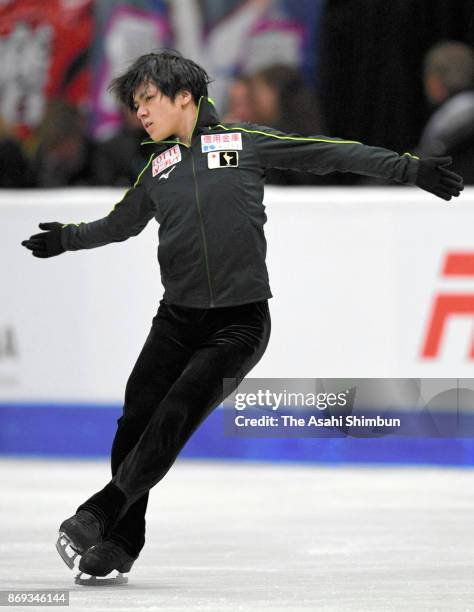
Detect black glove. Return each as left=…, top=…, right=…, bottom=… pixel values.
left=415, top=156, right=464, bottom=201
left=21, top=222, right=66, bottom=258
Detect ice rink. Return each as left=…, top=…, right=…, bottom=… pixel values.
left=0, top=457, right=473, bottom=612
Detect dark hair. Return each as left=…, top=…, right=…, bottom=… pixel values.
left=108, top=49, right=212, bottom=109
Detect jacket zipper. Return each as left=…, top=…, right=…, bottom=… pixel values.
left=146, top=97, right=216, bottom=306
left=191, top=149, right=215, bottom=307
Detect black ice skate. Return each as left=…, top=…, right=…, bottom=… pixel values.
left=75, top=540, right=136, bottom=586
left=56, top=510, right=103, bottom=569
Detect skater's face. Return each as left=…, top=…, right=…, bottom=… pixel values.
left=133, top=81, right=191, bottom=142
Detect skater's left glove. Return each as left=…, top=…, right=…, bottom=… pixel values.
left=21, top=222, right=66, bottom=258
left=415, top=156, right=464, bottom=202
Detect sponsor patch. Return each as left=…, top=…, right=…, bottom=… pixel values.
left=201, top=132, right=242, bottom=152
left=207, top=151, right=239, bottom=169
left=152, top=144, right=182, bottom=177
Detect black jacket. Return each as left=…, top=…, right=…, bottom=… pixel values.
left=61, top=96, right=420, bottom=308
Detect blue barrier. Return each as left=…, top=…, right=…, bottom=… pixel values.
left=0, top=403, right=473, bottom=466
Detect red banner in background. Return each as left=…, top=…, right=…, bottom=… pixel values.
left=0, top=0, right=93, bottom=139
left=0, top=0, right=321, bottom=142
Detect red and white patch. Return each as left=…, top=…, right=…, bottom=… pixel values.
left=201, top=132, right=242, bottom=152
left=152, top=145, right=182, bottom=177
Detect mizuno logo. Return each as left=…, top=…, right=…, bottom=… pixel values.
left=159, top=165, right=177, bottom=181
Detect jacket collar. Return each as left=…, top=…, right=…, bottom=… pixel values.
left=141, top=96, right=220, bottom=146
left=194, top=96, right=220, bottom=131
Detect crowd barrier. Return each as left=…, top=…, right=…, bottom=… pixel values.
left=1, top=186, right=473, bottom=464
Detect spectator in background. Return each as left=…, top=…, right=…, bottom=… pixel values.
left=248, top=64, right=323, bottom=135
left=222, top=75, right=254, bottom=123
left=0, top=117, right=32, bottom=188
left=246, top=64, right=334, bottom=185
left=95, top=108, right=150, bottom=187
left=418, top=41, right=474, bottom=183
left=32, top=100, right=98, bottom=187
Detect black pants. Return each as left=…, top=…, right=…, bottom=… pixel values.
left=78, top=298, right=271, bottom=557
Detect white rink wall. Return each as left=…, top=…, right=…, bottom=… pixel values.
left=1, top=186, right=474, bottom=403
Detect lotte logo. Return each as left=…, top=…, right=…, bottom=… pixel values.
left=421, top=252, right=474, bottom=359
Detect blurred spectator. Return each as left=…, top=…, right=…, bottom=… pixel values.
left=0, top=117, right=32, bottom=188
left=418, top=41, right=474, bottom=183
left=248, top=64, right=323, bottom=136
left=31, top=100, right=98, bottom=187
left=222, top=75, right=254, bottom=123
left=246, top=64, right=334, bottom=185
left=94, top=108, right=150, bottom=187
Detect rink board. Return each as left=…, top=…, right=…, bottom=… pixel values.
left=3, top=188, right=474, bottom=466
left=1, top=402, right=473, bottom=466
left=2, top=188, right=474, bottom=408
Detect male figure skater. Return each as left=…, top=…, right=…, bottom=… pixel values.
left=21, top=50, right=464, bottom=584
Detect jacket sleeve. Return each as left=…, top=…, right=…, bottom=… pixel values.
left=243, top=123, right=420, bottom=184
left=61, top=156, right=155, bottom=251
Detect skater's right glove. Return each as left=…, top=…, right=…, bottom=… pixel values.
left=21, top=222, right=66, bottom=258
left=415, top=156, right=464, bottom=202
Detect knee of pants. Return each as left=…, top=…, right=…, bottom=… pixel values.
left=123, top=376, right=160, bottom=418
left=154, top=408, right=190, bottom=455
left=116, top=413, right=151, bottom=438
left=119, top=386, right=160, bottom=426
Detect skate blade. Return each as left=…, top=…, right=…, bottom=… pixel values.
left=56, top=532, right=80, bottom=570
left=74, top=572, right=128, bottom=586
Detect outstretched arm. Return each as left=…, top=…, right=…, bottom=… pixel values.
left=231, top=123, right=463, bottom=201
left=22, top=156, right=156, bottom=258
left=61, top=180, right=155, bottom=251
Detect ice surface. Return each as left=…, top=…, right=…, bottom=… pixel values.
left=0, top=457, right=473, bottom=611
